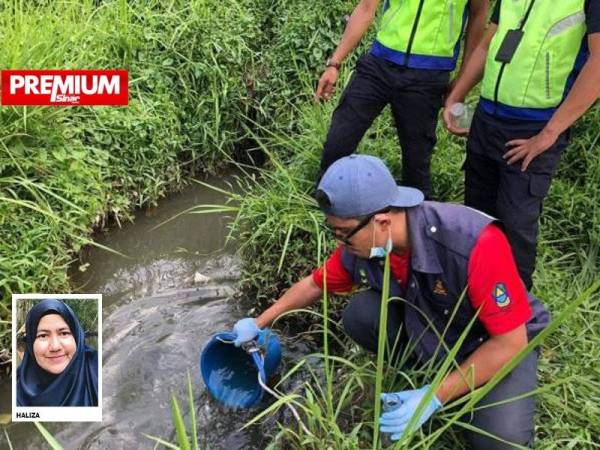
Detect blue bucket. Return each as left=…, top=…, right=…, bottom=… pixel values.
left=200, top=329, right=281, bottom=408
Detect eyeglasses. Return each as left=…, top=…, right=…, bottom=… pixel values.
left=324, top=208, right=390, bottom=246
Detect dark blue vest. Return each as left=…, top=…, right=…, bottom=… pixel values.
left=341, top=202, right=550, bottom=363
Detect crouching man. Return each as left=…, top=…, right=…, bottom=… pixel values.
left=232, top=155, right=549, bottom=449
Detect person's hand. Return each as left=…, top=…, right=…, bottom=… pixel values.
left=379, top=385, right=442, bottom=441
left=442, top=97, right=469, bottom=137
left=232, top=318, right=260, bottom=347
left=315, top=67, right=339, bottom=102
left=503, top=129, right=559, bottom=171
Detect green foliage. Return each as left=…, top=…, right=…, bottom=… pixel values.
left=34, top=422, right=64, bottom=450
left=1, top=0, right=599, bottom=446
left=256, top=281, right=600, bottom=449
left=255, top=0, right=357, bottom=126
left=135, top=0, right=269, bottom=169
left=0, top=1, right=373, bottom=355
left=217, top=87, right=600, bottom=446
left=145, top=373, right=205, bottom=450
left=0, top=0, right=281, bottom=356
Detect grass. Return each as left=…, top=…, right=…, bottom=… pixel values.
left=222, top=277, right=598, bottom=449
left=33, top=423, right=63, bottom=450
left=0, top=0, right=189, bottom=359
left=240, top=217, right=593, bottom=447
left=191, top=75, right=600, bottom=446
left=144, top=373, right=204, bottom=450
left=1, top=0, right=598, bottom=447
left=0, top=0, right=361, bottom=364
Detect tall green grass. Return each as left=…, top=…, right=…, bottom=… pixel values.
left=0, top=0, right=362, bottom=362
left=0, top=0, right=184, bottom=358
left=145, top=373, right=204, bottom=450
left=201, top=75, right=600, bottom=446
left=0, top=0, right=363, bottom=352
left=254, top=0, right=364, bottom=129
left=2, top=0, right=598, bottom=445
left=252, top=280, right=600, bottom=449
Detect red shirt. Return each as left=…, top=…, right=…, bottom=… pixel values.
left=312, top=224, right=531, bottom=336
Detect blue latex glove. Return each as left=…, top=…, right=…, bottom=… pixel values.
left=232, top=318, right=260, bottom=347
left=379, top=385, right=442, bottom=441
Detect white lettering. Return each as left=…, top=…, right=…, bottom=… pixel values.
left=50, top=76, right=74, bottom=102
left=81, top=75, right=97, bottom=95
left=24, top=75, right=39, bottom=94
left=40, top=75, right=53, bottom=95
left=9, top=75, right=25, bottom=94
left=7, top=72, right=123, bottom=102
left=54, top=94, right=80, bottom=103
left=98, top=75, right=120, bottom=95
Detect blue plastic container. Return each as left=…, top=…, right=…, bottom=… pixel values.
left=200, top=329, right=281, bottom=408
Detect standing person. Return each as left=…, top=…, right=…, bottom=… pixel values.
left=232, top=155, right=550, bottom=448
left=316, top=0, right=489, bottom=198
left=443, top=0, right=600, bottom=289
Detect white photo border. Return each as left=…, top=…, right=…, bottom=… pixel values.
left=12, top=293, right=102, bottom=422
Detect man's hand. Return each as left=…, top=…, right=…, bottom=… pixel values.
left=313, top=0, right=379, bottom=102
left=442, top=97, right=470, bottom=137
left=315, top=66, right=339, bottom=102
left=379, top=385, right=442, bottom=441
left=503, top=128, right=559, bottom=171
left=232, top=318, right=260, bottom=347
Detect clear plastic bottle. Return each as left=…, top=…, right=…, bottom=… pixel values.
left=381, top=393, right=403, bottom=447
left=450, top=102, right=473, bottom=130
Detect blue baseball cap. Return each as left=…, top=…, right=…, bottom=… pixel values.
left=316, top=155, right=424, bottom=218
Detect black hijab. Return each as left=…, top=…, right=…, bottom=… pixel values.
left=17, top=299, right=98, bottom=406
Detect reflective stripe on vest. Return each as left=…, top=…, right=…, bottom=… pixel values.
left=372, top=0, right=470, bottom=70
left=481, top=0, right=587, bottom=120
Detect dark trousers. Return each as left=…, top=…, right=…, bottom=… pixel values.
left=320, top=53, right=449, bottom=198
left=342, top=289, right=537, bottom=449
left=464, top=104, right=569, bottom=290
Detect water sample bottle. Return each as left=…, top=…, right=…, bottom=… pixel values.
left=450, top=102, right=473, bottom=130
left=381, top=393, right=403, bottom=447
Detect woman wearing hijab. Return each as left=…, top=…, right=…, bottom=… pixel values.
left=17, top=299, right=98, bottom=406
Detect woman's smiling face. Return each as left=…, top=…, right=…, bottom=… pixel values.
left=33, top=314, right=76, bottom=375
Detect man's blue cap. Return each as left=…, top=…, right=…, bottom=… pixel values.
left=316, top=155, right=424, bottom=218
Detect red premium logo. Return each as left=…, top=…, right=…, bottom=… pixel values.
left=0, top=70, right=128, bottom=106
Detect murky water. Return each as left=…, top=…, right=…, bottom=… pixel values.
left=0, top=174, right=308, bottom=449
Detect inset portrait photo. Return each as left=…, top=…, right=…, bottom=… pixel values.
left=12, top=294, right=102, bottom=422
